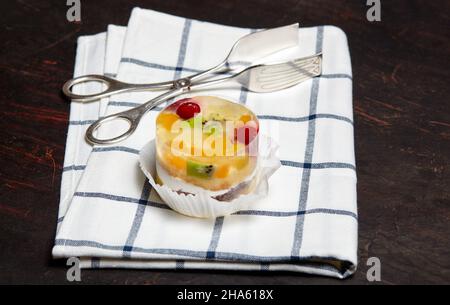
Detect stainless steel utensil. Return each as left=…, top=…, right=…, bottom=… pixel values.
left=86, top=53, right=322, bottom=145
left=62, top=24, right=300, bottom=102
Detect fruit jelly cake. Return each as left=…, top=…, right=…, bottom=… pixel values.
left=155, top=96, right=259, bottom=192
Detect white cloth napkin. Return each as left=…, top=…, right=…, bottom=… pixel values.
left=57, top=26, right=126, bottom=232
left=54, top=8, right=357, bottom=278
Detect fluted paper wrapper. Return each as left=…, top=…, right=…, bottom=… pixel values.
left=139, top=135, right=281, bottom=218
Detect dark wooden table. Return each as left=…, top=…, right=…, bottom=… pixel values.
left=0, top=0, right=449, bottom=285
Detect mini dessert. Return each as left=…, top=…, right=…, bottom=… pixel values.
left=155, top=96, right=259, bottom=199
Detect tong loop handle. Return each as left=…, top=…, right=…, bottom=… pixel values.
left=85, top=107, right=143, bottom=145
left=62, top=74, right=129, bottom=102
left=85, top=87, right=185, bottom=145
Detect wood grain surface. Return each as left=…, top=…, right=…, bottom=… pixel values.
left=0, top=0, right=449, bottom=284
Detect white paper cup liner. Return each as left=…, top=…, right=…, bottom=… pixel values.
left=139, top=135, right=281, bottom=218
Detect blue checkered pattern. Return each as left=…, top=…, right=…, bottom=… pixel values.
left=54, top=8, right=357, bottom=279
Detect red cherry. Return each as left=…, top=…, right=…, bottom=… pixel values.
left=234, top=125, right=258, bottom=145
left=176, top=101, right=201, bottom=119
left=167, top=98, right=192, bottom=111
left=246, top=120, right=259, bottom=133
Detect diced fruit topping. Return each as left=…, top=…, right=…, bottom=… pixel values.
left=187, top=115, right=203, bottom=128
left=165, top=154, right=186, bottom=171
left=176, top=101, right=201, bottom=119
left=186, top=160, right=215, bottom=178
left=214, top=165, right=230, bottom=178
left=156, top=113, right=179, bottom=130
left=239, top=114, right=252, bottom=124
left=167, top=98, right=192, bottom=111
left=234, top=124, right=258, bottom=145
left=246, top=119, right=259, bottom=132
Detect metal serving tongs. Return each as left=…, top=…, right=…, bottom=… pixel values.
left=62, top=24, right=300, bottom=102
left=62, top=24, right=323, bottom=145
left=85, top=53, right=322, bottom=145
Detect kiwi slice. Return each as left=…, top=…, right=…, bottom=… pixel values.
left=186, top=115, right=203, bottom=128
left=186, top=160, right=215, bottom=178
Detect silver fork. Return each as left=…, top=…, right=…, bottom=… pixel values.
left=86, top=53, right=322, bottom=145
